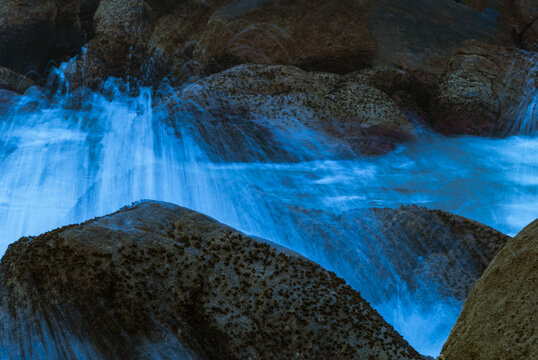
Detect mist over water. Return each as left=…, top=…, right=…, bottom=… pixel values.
left=0, top=59, right=536, bottom=357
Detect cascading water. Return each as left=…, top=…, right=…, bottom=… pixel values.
left=0, top=54, right=536, bottom=357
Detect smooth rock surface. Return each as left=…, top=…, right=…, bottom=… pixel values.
left=440, top=218, right=538, bottom=360
left=0, top=201, right=424, bottom=360
left=282, top=204, right=510, bottom=303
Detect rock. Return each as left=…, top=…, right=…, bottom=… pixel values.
left=522, top=20, right=538, bottom=51
left=0, top=0, right=521, bottom=84
left=0, top=0, right=83, bottom=75
left=282, top=204, right=510, bottom=303
left=94, top=0, right=152, bottom=44
left=173, top=64, right=414, bottom=159
left=513, top=0, right=538, bottom=50
left=0, top=67, right=36, bottom=94
left=345, top=67, right=438, bottom=123
left=440, top=218, right=538, bottom=360
left=454, top=0, right=508, bottom=12
left=369, top=0, right=514, bottom=76
left=147, top=0, right=375, bottom=81
left=194, top=0, right=376, bottom=74
left=0, top=201, right=425, bottom=360
left=151, top=0, right=515, bottom=81
left=431, top=40, right=537, bottom=136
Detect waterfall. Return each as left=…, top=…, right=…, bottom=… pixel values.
left=0, top=58, right=536, bottom=357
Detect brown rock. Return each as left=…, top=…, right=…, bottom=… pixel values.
left=513, top=0, right=538, bottom=50
left=173, top=64, right=413, bottom=158
left=284, top=204, right=510, bottom=303
left=0, top=67, right=36, bottom=94
left=195, top=0, right=376, bottom=74
left=370, top=0, right=514, bottom=76
left=431, top=40, right=537, bottom=136
left=0, top=201, right=425, bottom=360
left=0, top=0, right=83, bottom=75
left=440, top=218, right=538, bottom=360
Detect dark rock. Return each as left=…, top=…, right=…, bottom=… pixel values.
left=0, top=67, right=35, bottom=94
left=431, top=40, right=537, bottom=136
left=0, top=201, right=425, bottom=360
left=369, top=0, right=514, bottom=76
left=172, top=64, right=414, bottom=159
left=440, top=218, right=538, bottom=359
left=282, top=204, right=510, bottom=303
left=513, top=0, right=538, bottom=50
left=0, top=0, right=84, bottom=75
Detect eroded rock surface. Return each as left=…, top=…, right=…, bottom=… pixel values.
left=0, top=201, right=424, bottom=360
left=440, top=218, right=538, bottom=360
left=432, top=40, right=537, bottom=136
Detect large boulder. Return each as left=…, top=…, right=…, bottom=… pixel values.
left=0, top=201, right=424, bottom=360
left=0, top=67, right=35, bottom=94
left=513, top=0, right=538, bottom=50
left=0, top=0, right=84, bottom=75
left=173, top=64, right=414, bottom=159
left=431, top=40, right=537, bottom=136
left=281, top=204, right=510, bottom=304
left=369, top=0, right=514, bottom=76
left=440, top=218, right=538, bottom=360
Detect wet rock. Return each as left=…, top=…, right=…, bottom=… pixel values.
left=0, top=67, right=36, bottom=94
left=431, top=40, right=537, bottom=136
left=0, top=201, right=425, bottom=360
left=440, top=218, right=538, bottom=360
left=282, top=204, right=510, bottom=303
left=174, top=64, right=414, bottom=159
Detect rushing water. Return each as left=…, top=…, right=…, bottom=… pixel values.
left=0, top=59, right=536, bottom=357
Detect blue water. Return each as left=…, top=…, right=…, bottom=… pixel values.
left=0, top=59, right=536, bottom=357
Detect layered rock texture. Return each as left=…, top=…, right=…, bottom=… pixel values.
left=0, top=201, right=424, bottom=359
left=440, top=218, right=538, bottom=360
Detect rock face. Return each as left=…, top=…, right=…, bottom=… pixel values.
left=0, top=0, right=85, bottom=75
left=152, top=0, right=375, bottom=77
left=369, top=0, right=514, bottom=76
left=0, top=201, right=424, bottom=360
left=0, top=0, right=530, bottom=83
left=431, top=40, right=537, bottom=136
left=440, top=218, right=538, bottom=360
left=282, top=205, right=510, bottom=303
left=64, top=0, right=518, bottom=87
left=513, top=0, right=538, bottom=50
left=0, top=67, right=35, bottom=94
left=173, top=64, right=414, bottom=159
